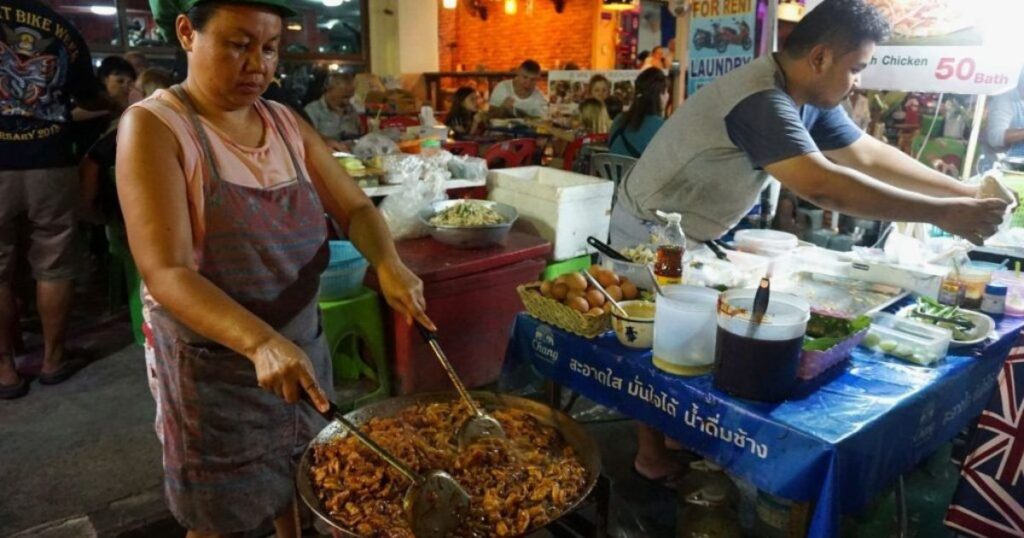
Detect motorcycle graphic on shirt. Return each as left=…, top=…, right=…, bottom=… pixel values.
left=0, top=24, right=66, bottom=122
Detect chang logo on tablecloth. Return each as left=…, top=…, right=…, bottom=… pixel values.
left=531, top=325, right=559, bottom=364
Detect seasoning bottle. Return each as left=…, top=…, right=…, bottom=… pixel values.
left=654, top=211, right=686, bottom=287
left=981, top=283, right=1008, bottom=316
left=938, top=274, right=965, bottom=306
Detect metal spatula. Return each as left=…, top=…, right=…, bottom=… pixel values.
left=308, top=398, right=471, bottom=537
left=416, top=323, right=507, bottom=450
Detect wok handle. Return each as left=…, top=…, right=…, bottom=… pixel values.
left=587, top=236, right=630, bottom=262
left=415, top=322, right=485, bottom=418
left=302, top=395, right=423, bottom=485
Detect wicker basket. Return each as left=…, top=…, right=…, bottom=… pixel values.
left=517, top=283, right=610, bottom=338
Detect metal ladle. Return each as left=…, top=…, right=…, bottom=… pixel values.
left=307, top=398, right=471, bottom=537
left=581, top=270, right=629, bottom=317
left=417, top=324, right=507, bottom=450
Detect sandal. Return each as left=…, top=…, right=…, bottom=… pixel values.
left=631, top=463, right=682, bottom=490
left=0, top=376, right=30, bottom=400
left=38, top=356, right=89, bottom=386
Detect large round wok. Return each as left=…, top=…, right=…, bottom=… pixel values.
left=296, top=392, right=602, bottom=538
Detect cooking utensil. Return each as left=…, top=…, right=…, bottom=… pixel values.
left=297, top=393, right=602, bottom=538
left=416, top=324, right=507, bottom=450
left=581, top=270, right=629, bottom=316
left=646, top=264, right=666, bottom=297
left=418, top=200, right=518, bottom=249
left=751, top=277, right=771, bottom=324
left=704, top=240, right=730, bottom=261
left=713, top=239, right=736, bottom=251
left=304, top=397, right=471, bottom=538
left=586, top=236, right=631, bottom=262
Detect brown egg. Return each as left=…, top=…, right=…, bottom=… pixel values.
left=554, top=275, right=569, bottom=287
left=596, top=269, right=620, bottom=288
left=606, top=285, right=623, bottom=302
left=586, top=307, right=604, bottom=316
left=602, top=302, right=613, bottom=313
left=540, top=281, right=553, bottom=297
left=566, top=290, right=586, bottom=303
left=567, top=296, right=590, bottom=313
left=565, top=272, right=588, bottom=292
left=621, top=281, right=639, bottom=300
left=551, top=283, right=569, bottom=301
left=585, top=289, right=606, bottom=308
left=587, top=264, right=603, bottom=277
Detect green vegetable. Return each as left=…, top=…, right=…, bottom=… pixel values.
left=880, top=340, right=899, bottom=352
left=863, top=333, right=881, bottom=348
left=803, top=313, right=871, bottom=351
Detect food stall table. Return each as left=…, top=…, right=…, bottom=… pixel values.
left=501, top=309, right=1024, bottom=537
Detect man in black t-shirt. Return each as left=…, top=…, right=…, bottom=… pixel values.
left=0, top=0, right=108, bottom=398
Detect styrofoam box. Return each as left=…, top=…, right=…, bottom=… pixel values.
left=488, top=166, right=614, bottom=261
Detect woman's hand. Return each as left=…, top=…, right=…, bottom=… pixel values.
left=249, top=335, right=329, bottom=412
left=377, top=258, right=436, bottom=330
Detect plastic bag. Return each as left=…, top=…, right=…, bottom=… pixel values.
left=447, top=155, right=488, bottom=180
left=352, top=132, right=399, bottom=161
left=381, top=153, right=423, bottom=185
left=378, top=168, right=448, bottom=240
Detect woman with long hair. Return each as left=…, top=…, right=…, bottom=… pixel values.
left=578, top=97, right=611, bottom=135
left=445, top=86, right=486, bottom=138
left=609, top=68, right=668, bottom=158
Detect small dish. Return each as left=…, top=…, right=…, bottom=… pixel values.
left=611, top=300, right=655, bottom=349
left=896, top=305, right=995, bottom=347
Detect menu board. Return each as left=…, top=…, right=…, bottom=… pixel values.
left=687, top=0, right=759, bottom=96
left=546, top=70, right=643, bottom=115
left=803, top=0, right=1023, bottom=94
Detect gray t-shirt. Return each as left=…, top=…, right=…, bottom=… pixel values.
left=617, top=55, right=862, bottom=241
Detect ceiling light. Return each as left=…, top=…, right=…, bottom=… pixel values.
left=287, top=22, right=303, bottom=31
left=322, top=0, right=343, bottom=7
left=504, top=0, right=517, bottom=15
left=601, top=0, right=637, bottom=11
left=89, top=5, right=117, bottom=15
left=777, top=0, right=805, bottom=22
left=443, top=0, right=457, bottom=9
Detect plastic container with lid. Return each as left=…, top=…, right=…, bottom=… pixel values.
left=863, top=312, right=952, bottom=366
left=653, top=285, right=720, bottom=376
left=713, top=289, right=810, bottom=402
left=733, top=229, right=799, bottom=258
left=981, top=283, right=1008, bottom=316
left=993, top=270, right=1024, bottom=317
left=958, top=262, right=999, bottom=309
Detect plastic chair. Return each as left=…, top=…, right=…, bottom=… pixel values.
left=107, top=222, right=145, bottom=345
left=319, top=287, right=391, bottom=411
left=443, top=140, right=480, bottom=157
left=483, top=138, right=538, bottom=169
left=592, top=153, right=637, bottom=207
left=562, top=133, right=609, bottom=173
left=379, top=115, right=420, bottom=130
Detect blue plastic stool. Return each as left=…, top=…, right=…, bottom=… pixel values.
left=319, top=287, right=390, bottom=411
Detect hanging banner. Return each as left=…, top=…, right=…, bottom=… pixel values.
left=803, top=0, right=1023, bottom=95
left=687, top=0, right=758, bottom=96
left=546, top=70, right=643, bottom=116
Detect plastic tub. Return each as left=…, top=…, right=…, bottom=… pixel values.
left=652, top=286, right=720, bottom=375
left=863, top=312, right=951, bottom=365
left=320, top=241, right=369, bottom=301
left=733, top=229, right=798, bottom=258
left=993, top=271, right=1024, bottom=317
left=713, top=289, right=810, bottom=402
left=600, top=252, right=656, bottom=291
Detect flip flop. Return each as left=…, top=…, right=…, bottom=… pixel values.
left=0, top=376, right=29, bottom=400
left=631, top=464, right=682, bottom=490
left=38, top=357, right=89, bottom=386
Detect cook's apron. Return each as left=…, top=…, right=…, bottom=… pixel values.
left=146, top=86, right=332, bottom=533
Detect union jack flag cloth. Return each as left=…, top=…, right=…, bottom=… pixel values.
left=946, top=332, right=1024, bottom=538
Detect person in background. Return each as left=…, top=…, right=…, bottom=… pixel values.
left=641, top=46, right=668, bottom=70
left=304, top=73, right=361, bottom=151
left=489, top=59, right=548, bottom=119
left=446, top=86, right=487, bottom=138
left=71, top=56, right=137, bottom=158
left=578, top=98, right=611, bottom=135
left=985, top=69, right=1024, bottom=159
left=137, top=67, right=176, bottom=98
left=125, top=51, right=149, bottom=103
left=605, top=96, right=624, bottom=123
left=1, top=0, right=112, bottom=399
left=98, top=56, right=139, bottom=111
left=588, top=74, right=611, bottom=103
left=636, top=50, right=650, bottom=69
left=608, top=68, right=668, bottom=159
left=353, top=72, right=386, bottom=114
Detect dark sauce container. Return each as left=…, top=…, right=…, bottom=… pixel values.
left=712, top=289, right=810, bottom=403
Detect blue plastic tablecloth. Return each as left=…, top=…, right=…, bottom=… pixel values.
left=501, top=311, right=1024, bottom=537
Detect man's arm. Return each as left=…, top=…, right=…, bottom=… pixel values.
left=765, top=152, right=1005, bottom=244
left=823, top=134, right=974, bottom=198
left=985, top=94, right=1020, bottom=149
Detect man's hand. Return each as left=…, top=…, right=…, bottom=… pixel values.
left=502, top=97, right=515, bottom=112
left=934, top=197, right=1009, bottom=245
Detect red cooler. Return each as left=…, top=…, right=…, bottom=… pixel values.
left=366, top=232, right=551, bottom=394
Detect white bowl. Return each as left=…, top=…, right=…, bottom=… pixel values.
left=611, top=300, right=656, bottom=349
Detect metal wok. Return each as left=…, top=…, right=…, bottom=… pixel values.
left=296, top=392, right=602, bottom=538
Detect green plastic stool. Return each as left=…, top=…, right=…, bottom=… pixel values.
left=541, top=254, right=593, bottom=281
left=107, top=223, right=145, bottom=346
left=319, top=287, right=390, bottom=411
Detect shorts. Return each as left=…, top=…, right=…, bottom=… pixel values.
left=0, top=167, right=79, bottom=284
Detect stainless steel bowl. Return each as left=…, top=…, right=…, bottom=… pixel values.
left=418, top=200, right=518, bottom=249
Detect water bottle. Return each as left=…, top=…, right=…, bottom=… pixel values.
left=654, top=210, right=686, bottom=286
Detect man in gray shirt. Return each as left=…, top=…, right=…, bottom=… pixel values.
left=612, top=0, right=1007, bottom=248
left=305, top=73, right=361, bottom=151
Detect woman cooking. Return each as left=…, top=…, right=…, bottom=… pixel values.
left=117, top=0, right=434, bottom=536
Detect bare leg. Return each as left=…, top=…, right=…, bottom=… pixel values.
left=36, top=279, right=72, bottom=375
left=273, top=499, right=300, bottom=538
left=634, top=423, right=682, bottom=480
left=0, top=283, right=18, bottom=385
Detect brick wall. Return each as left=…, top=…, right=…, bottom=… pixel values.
left=438, top=0, right=598, bottom=73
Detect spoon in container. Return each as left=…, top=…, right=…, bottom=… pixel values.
left=416, top=323, right=507, bottom=450
left=645, top=264, right=666, bottom=298
left=305, top=397, right=471, bottom=537
left=582, top=270, right=629, bottom=316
